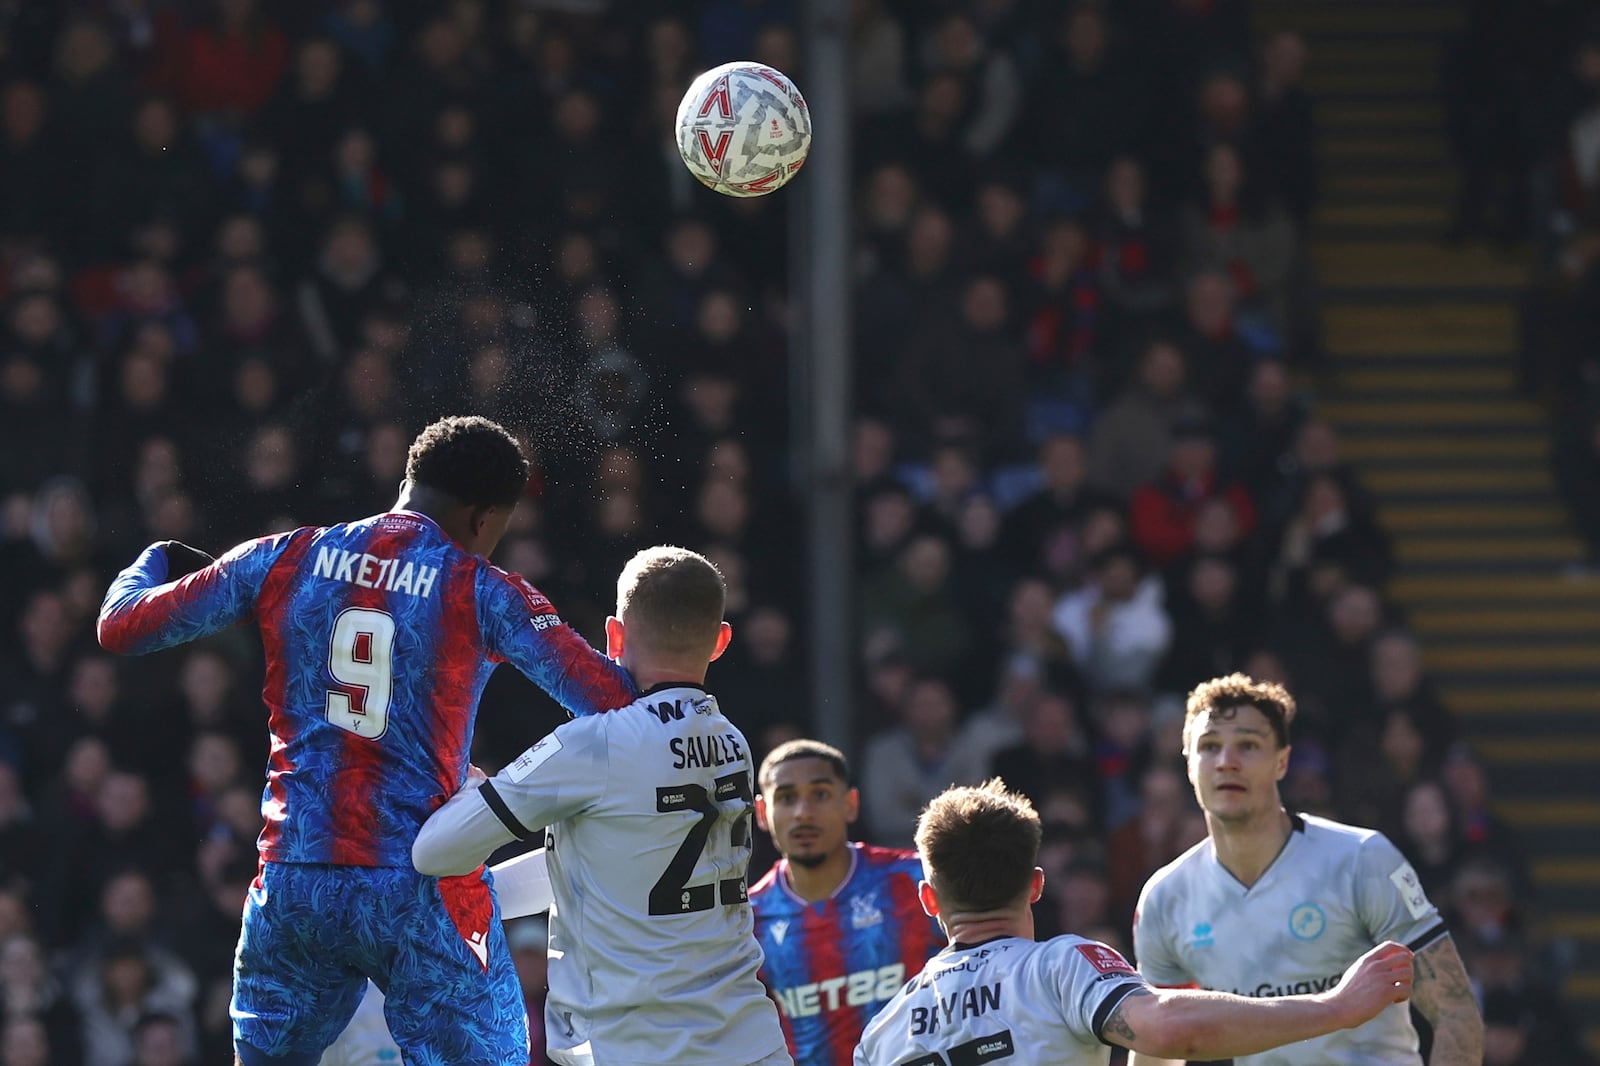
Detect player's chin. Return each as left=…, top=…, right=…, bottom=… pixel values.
left=786, top=842, right=828, bottom=867
left=1206, top=789, right=1251, bottom=813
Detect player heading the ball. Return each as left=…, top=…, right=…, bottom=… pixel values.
left=98, top=415, right=636, bottom=1066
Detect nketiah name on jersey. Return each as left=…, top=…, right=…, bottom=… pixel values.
left=312, top=546, right=439, bottom=598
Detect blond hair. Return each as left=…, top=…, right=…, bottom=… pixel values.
left=615, top=546, right=725, bottom=657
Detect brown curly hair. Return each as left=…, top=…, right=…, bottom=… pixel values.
left=1183, top=673, right=1296, bottom=752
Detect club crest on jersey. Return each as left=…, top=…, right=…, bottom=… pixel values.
left=850, top=895, right=884, bottom=929
left=1191, top=922, right=1215, bottom=948
left=1289, top=902, right=1327, bottom=941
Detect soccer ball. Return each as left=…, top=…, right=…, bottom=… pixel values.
left=675, top=62, right=811, bottom=197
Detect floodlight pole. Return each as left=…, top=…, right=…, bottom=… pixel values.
left=794, top=0, right=854, bottom=753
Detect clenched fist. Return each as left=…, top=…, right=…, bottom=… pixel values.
left=1327, top=941, right=1414, bottom=1029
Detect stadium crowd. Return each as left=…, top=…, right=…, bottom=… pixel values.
left=0, top=1, right=1587, bottom=1064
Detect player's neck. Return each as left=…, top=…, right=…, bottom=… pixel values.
left=393, top=485, right=466, bottom=543
left=629, top=665, right=709, bottom=691
left=784, top=846, right=853, bottom=903
left=940, top=903, right=1032, bottom=946
left=1207, top=805, right=1293, bottom=888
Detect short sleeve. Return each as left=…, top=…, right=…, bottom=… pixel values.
left=1131, top=876, right=1192, bottom=988
left=1351, top=830, right=1447, bottom=951
left=1052, top=938, right=1149, bottom=1045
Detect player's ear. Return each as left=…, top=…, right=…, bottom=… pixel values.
left=754, top=793, right=771, bottom=832
left=918, top=880, right=940, bottom=918
left=1275, top=742, right=1291, bottom=782
left=604, top=616, right=625, bottom=659
left=1029, top=867, right=1045, bottom=904
left=844, top=786, right=860, bottom=826
left=708, top=621, right=732, bottom=662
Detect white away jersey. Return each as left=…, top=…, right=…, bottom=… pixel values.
left=417, top=684, right=786, bottom=1066
left=854, top=936, right=1149, bottom=1066
left=1132, top=813, right=1447, bottom=1066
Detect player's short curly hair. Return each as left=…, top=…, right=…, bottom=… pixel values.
left=759, top=739, right=852, bottom=792
left=1183, top=672, right=1296, bottom=752
left=405, top=416, right=530, bottom=508
left=915, top=779, right=1041, bottom=915
left=616, top=546, right=725, bottom=658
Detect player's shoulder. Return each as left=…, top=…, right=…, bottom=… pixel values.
left=1140, top=835, right=1211, bottom=898
left=477, top=560, right=560, bottom=611
left=1034, top=934, right=1140, bottom=979
left=587, top=686, right=735, bottom=740
left=1296, top=811, right=1387, bottom=851
left=749, top=862, right=797, bottom=912
left=229, top=523, right=325, bottom=572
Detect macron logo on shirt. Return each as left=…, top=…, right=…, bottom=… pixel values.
left=313, top=547, right=439, bottom=598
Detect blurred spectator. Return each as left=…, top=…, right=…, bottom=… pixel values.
left=1179, top=143, right=1298, bottom=337
left=1158, top=552, right=1257, bottom=694
left=1106, top=764, right=1199, bottom=923
left=860, top=533, right=975, bottom=681
left=1129, top=413, right=1256, bottom=567
left=1088, top=339, right=1195, bottom=499
left=1051, top=542, right=1172, bottom=695
left=71, top=935, right=197, bottom=1066
left=0, top=933, right=81, bottom=1063
left=861, top=677, right=988, bottom=846
left=1016, top=7, right=1150, bottom=209
left=892, top=273, right=1028, bottom=462
left=1251, top=31, right=1317, bottom=226
left=989, top=692, right=1093, bottom=814
left=1091, top=157, right=1178, bottom=327
left=1222, top=359, right=1308, bottom=500
left=151, top=0, right=289, bottom=121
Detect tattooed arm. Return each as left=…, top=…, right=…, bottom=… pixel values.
left=1410, top=936, right=1484, bottom=1065
left=1103, top=942, right=1415, bottom=1061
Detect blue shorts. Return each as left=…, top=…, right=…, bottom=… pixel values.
left=231, top=862, right=527, bottom=1065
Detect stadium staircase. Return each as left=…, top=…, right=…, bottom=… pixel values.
left=1253, top=0, right=1600, bottom=1051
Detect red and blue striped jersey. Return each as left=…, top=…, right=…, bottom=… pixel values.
left=98, top=510, right=636, bottom=867
left=749, top=843, right=945, bottom=1066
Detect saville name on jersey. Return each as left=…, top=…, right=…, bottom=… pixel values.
left=313, top=547, right=439, bottom=598
left=670, top=732, right=746, bottom=769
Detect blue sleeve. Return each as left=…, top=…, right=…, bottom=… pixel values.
left=476, top=566, right=638, bottom=717
left=97, top=534, right=295, bottom=655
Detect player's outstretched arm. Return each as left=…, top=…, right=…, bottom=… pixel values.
left=415, top=717, right=607, bottom=878
left=1409, top=935, right=1484, bottom=1065
left=479, top=568, right=637, bottom=716
left=1106, top=941, right=1414, bottom=1060
left=413, top=775, right=518, bottom=877
left=98, top=536, right=288, bottom=655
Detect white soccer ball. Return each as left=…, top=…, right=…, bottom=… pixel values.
left=675, top=61, right=811, bottom=197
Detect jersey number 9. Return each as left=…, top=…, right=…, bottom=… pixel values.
left=327, top=607, right=395, bottom=738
